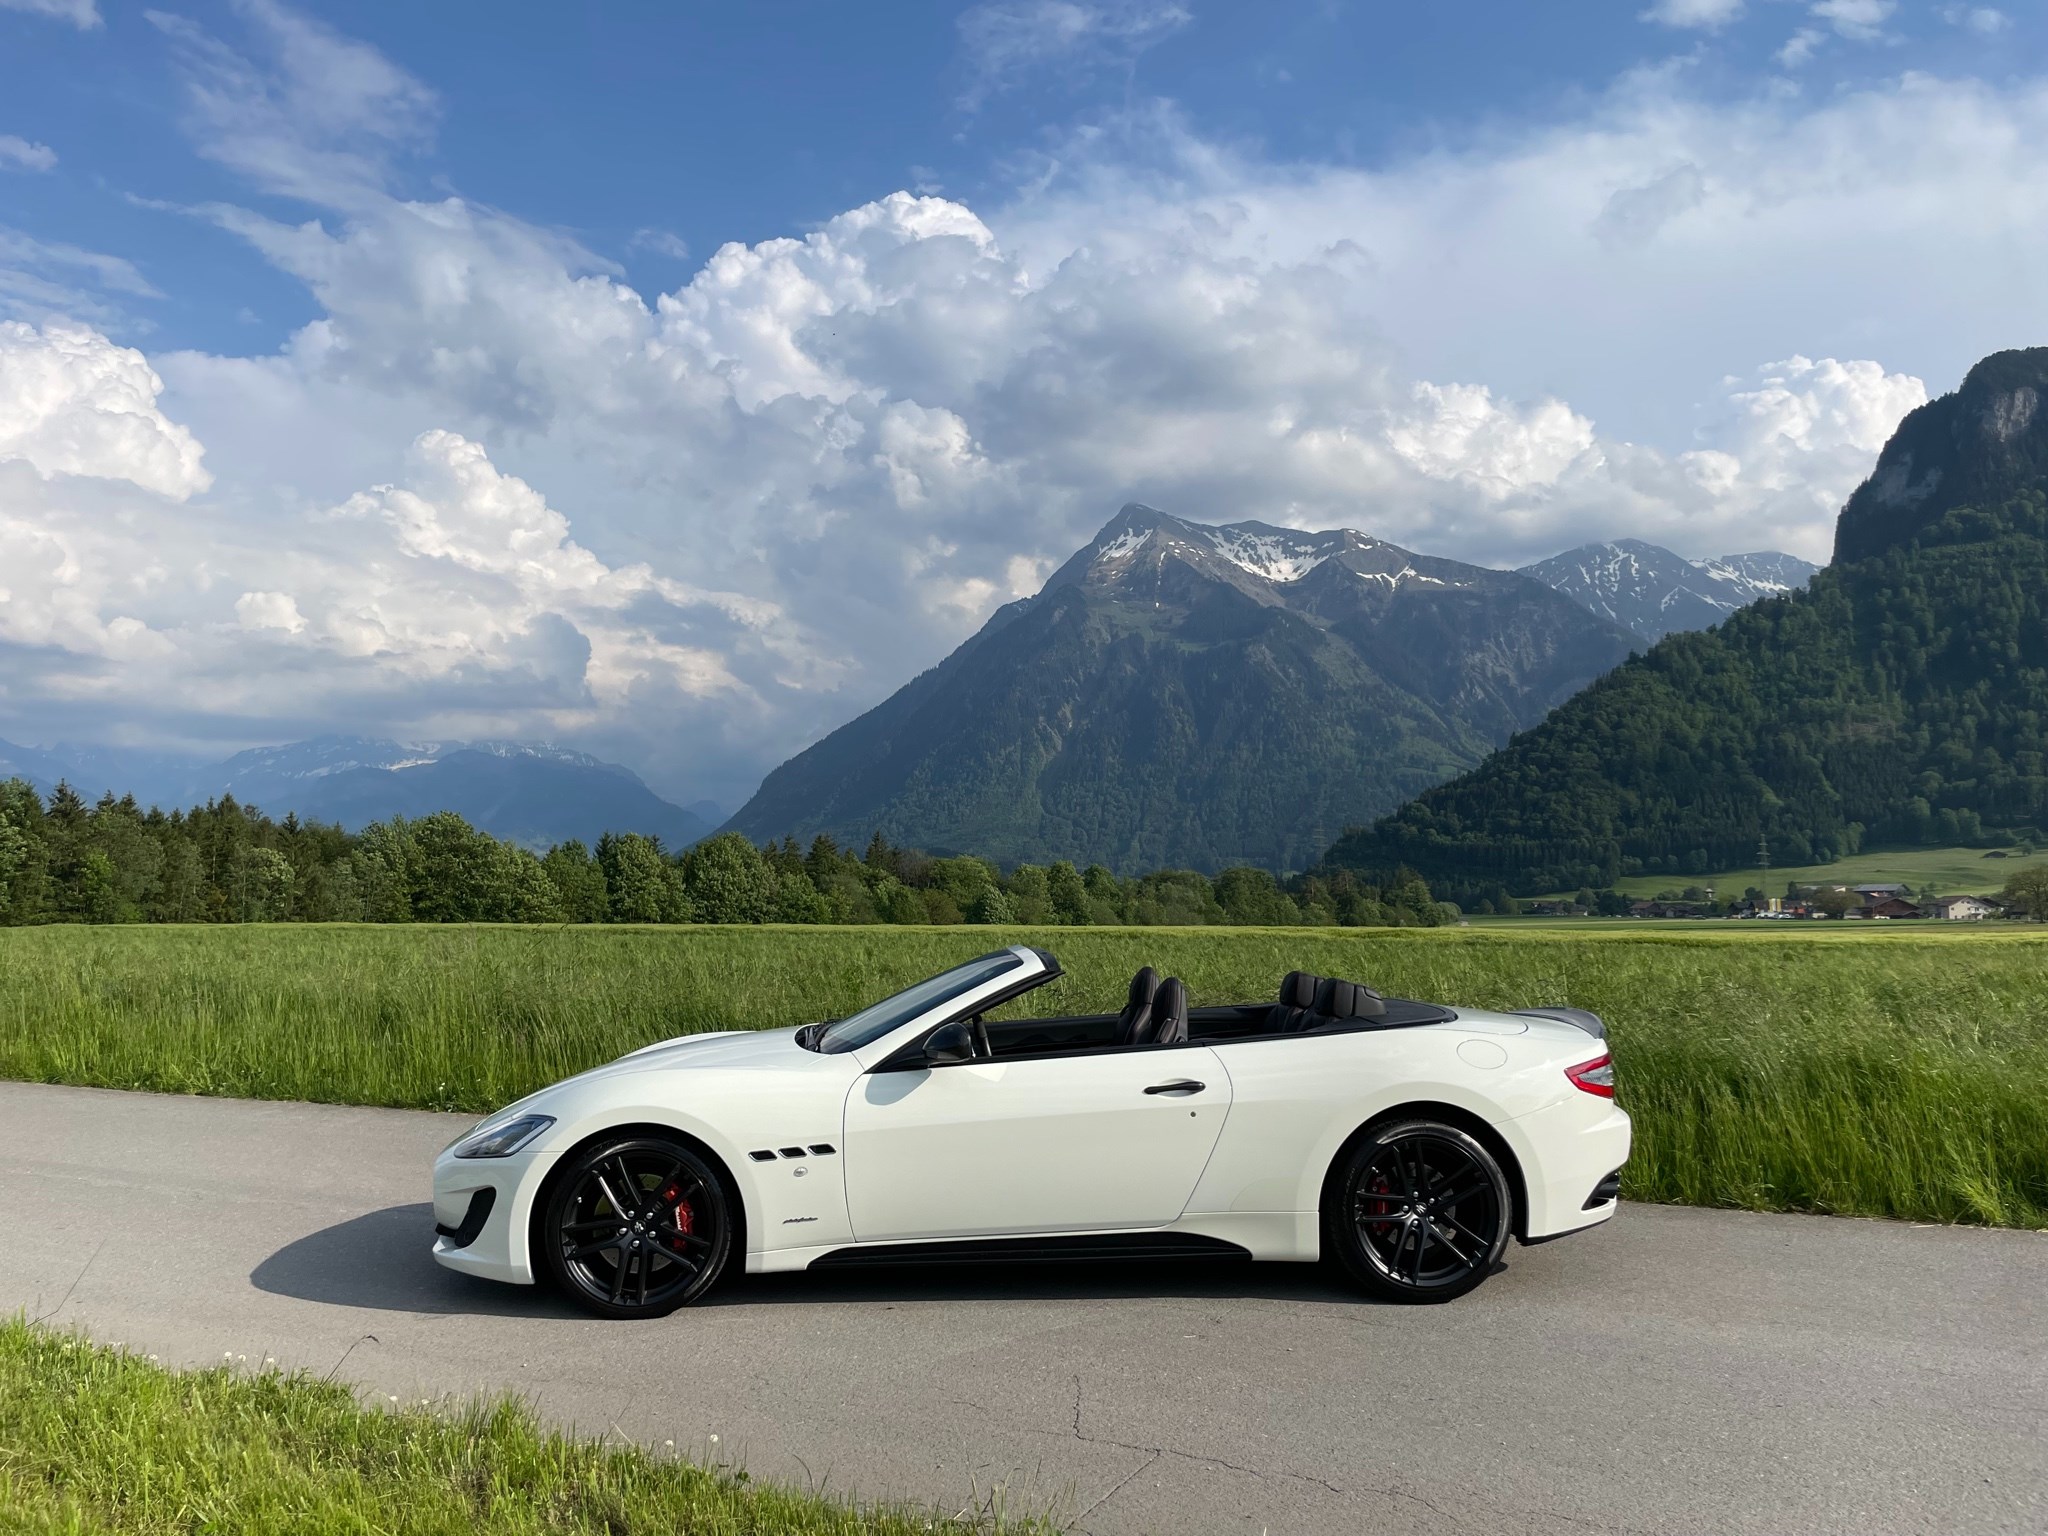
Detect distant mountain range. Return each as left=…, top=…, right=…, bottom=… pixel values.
left=1518, top=540, right=1818, bottom=643
left=1331, top=345, right=2048, bottom=898
left=0, top=735, right=718, bottom=852
left=724, top=505, right=1638, bottom=872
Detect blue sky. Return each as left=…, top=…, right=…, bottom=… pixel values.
left=11, top=1, right=2042, bottom=374
left=2, top=0, right=2046, bottom=801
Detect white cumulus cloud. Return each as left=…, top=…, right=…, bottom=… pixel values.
left=0, top=5, right=2036, bottom=803
left=0, top=321, right=209, bottom=497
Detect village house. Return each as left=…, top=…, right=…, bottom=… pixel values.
left=1925, top=894, right=1996, bottom=921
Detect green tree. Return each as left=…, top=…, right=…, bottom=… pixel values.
left=1213, top=866, right=1296, bottom=926
left=682, top=833, right=775, bottom=924
left=598, top=833, right=688, bottom=923
left=2002, top=866, right=2048, bottom=919
left=409, top=812, right=501, bottom=922
left=877, top=880, right=927, bottom=924
left=352, top=820, right=416, bottom=922
left=1004, top=864, right=1051, bottom=924
left=241, top=847, right=296, bottom=922
left=964, top=883, right=1014, bottom=924
left=1046, top=861, right=1091, bottom=925
left=76, top=850, right=123, bottom=923
left=769, top=870, right=829, bottom=924
left=485, top=841, right=564, bottom=923
left=541, top=841, right=609, bottom=923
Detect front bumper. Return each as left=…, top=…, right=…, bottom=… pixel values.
left=430, top=1144, right=556, bottom=1285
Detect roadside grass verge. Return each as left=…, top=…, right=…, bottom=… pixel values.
left=1, top=923, right=2044, bottom=1229
left=0, top=1317, right=1038, bottom=1535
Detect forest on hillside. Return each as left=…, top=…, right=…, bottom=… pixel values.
left=1330, top=487, right=2048, bottom=900
left=0, top=779, right=1443, bottom=929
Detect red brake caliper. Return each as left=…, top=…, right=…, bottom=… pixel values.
left=659, top=1181, right=694, bottom=1253
left=1365, top=1174, right=1395, bottom=1245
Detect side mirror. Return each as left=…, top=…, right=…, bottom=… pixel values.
left=923, top=1021, right=975, bottom=1065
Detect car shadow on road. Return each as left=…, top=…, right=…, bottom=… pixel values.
left=709, top=1260, right=1375, bottom=1309
left=250, top=1204, right=580, bottom=1318
left=254, top=1204, right=1400, bottom=1314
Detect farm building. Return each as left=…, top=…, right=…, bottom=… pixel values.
left=1925, top=894, right=1996, bottom=921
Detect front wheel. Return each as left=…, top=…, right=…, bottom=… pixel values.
left=1325, top=1120, right=1510, bottom=1304
left=539, top=1135, right=733, bottom=1318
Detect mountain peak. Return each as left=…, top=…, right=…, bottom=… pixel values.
left=1519, top=539, right=1817, bottom=643
left=726, top=502, right=1632, bottom=871
left=1835, top=345, right=2048, bottom=564
left=1064, top=505, right=1389, bottom=597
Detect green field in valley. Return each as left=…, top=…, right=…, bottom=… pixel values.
left=1538, top=841, right=2048, bottom=901
left=0, top=1319, right=1040, bottom=1535
left=1, top=922, right=2044, bottom=1230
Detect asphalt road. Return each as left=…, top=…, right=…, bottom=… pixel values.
left=2, top=1082, right=2042, bottom=1536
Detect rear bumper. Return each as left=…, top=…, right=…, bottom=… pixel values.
left=1508, top=1094, right=1632, bottom=1240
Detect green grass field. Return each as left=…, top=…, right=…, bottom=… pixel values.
left=1538, top=841, right=2048, bottom=901
left=1, top=923, right=2044, bottom=1229
left=0, top=1319, right=1041, bottom=1535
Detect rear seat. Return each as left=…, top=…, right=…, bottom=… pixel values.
left=1266, top=970, right=1389, bottom=1032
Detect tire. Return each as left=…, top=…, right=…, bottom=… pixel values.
left=539, top=1134, right=734, bottom=1319
left=1325, top=1119, right=1511, bottom=1304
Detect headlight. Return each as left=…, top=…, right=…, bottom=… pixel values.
left=452, top=1114, right=556, bottom=1159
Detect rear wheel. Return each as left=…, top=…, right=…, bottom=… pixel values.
left=540, top=1135, right=733, bottom=1318
left=1325, top=1119, right=1510, bottom=1304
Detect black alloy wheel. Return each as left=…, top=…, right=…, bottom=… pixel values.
left=540, top=1136, right=733, bottom=1318
left=1327, top=1120, right=1510, bottom=1303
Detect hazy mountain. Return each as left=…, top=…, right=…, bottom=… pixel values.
left=0, top=734, right=712, bottom=852
left=1519, top=539, right=1818, bottom=642
left=1331, top=347, right=2048, bottom=898
left=724, top=505, right=1636, bottom=872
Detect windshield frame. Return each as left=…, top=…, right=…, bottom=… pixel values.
left=808, top=948, right=1039, bottom=1056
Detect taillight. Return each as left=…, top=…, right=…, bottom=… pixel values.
left=1566, top=1053, right=1616, bottom=1098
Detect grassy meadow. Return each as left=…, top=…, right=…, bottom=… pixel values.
left=1, top=922, right=2044, bottom=1229
left=1543, top=840, right=2048, bottom=900
left=0, top=1319, right=1039, bottom=1535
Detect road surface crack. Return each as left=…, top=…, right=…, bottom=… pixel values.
left=1067, top=1374, right=1352, bottom=1494
left=32, top=1232, right=109, bottom=1324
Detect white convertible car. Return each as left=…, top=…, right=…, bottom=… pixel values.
left=432, top=947, right=1629, bottom=1317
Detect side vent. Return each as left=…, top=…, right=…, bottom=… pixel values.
left=808, top=1143, right=837, bottom=1156
left=747, top=1150, right=777, bottom=1163
left=777, top=1146, right=807, bottom=1159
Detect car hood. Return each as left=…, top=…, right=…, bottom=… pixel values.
left=580, top=1025, right=811, bottom=1080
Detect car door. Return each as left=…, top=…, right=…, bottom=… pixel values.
left=840, top=1047, right=1232, bottom=1242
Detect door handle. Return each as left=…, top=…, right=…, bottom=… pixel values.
left=1144, top=1079, right=1206, bottom=1096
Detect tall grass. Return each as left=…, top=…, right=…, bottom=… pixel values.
left=1, top=923, right=2043, bottom=1228
left=0, top=1318, right=1041, bottom=1534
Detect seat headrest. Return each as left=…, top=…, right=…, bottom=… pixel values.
left=1311, top=975, right=1387, bottom=1021
left=1150, top=977, right=1190, bottom=1045
left=1127, top=966, right=1161, bottom=1011
left=1277, top=970, right=1320, bottom=1010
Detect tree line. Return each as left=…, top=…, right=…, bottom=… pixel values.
left=0, top=779, right=1444, bottom=928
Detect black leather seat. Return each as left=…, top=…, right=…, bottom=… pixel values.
left=1114, top=966, right=1161, bottom=1046
left=1149, top=977, right=1190, bottom=1045
left=1266, top=970, right=1322, bottom=1032
left=1309, top=975, right=1388, bottom=1025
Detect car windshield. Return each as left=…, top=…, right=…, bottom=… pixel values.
left=809, top=951, right=1026, bottom=1055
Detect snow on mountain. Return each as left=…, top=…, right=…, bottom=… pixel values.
left=1519, top=538, right=1818, bottom=643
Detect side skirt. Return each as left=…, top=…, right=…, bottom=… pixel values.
left=807, top=1232, right=1253, bottom=1269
